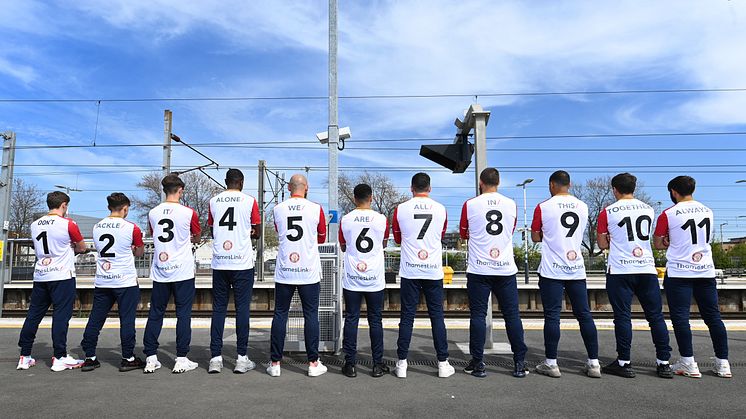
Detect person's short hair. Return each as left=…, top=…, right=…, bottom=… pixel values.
left=549, top=170, right=571, bottom=187
left=353, top=183, right=372, bottom=202
left=107, top=192, right=131, bottom=211
left=611, top=172, right=636, bottom=195
left=46, top=191, right=70, bottom=210
left=225, top=168, right=244, bottom=189
left=667, top=175, right=696, bottom=196
left=162, top=173, right=185, bottom=195
left=480, top=168, right=500, bottom=187
left=411, top=172, right=431, bottom=193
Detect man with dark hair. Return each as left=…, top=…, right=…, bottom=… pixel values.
left=17, top=192, right=87, bottom=371
left=460, top=168, right=528, bottom=378
left=392, top=172, right=455, bottom=378
left=597, top=173, right=672, bottom=379
left=207, top=168, right=261, bottom=374
left=531, top=171, right=600, bottom=378
left=80, top=193, right=146, bottom=373
left=653, top=176, right=730, bottom=378
left=143, top=174, right=202, bottom=374
left=338, top=183, right=390, bottom=378
left=268, top=174, right=328, bottom=377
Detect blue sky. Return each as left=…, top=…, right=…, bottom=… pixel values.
left=1, top=0, right=746, bottom=240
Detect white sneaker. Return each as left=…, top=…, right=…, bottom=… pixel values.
left=234, top=355, right=256, bottom=374
left=144, top=355, right=161, bottom=374
left=394, top=359, right=407, bottom=378
left=208, top=356, right=223, bottom=374
left=50, top=355, right=84, bottom=372
left=713, top=360, right=732, bottom=378
left=308, top=360, right=328, bottom=377
left=266, top=362, right=281, bottom=377
left=172, top=357, right=198, bottom=374
left=438, top=360, right=455, bottom=378
left=17, top=356, right=36, bottom=370
left=672, top=359, right=701, bottom=378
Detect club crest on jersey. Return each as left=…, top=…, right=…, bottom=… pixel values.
left=159, top=252, right=169, bottom=262
left=489, top=248, right=500, bottom=259
left=566, top=250, right=578, bottom=261
left=632, top=247, right=644, bottom=258
left=692, top=252, right=703, bottom=262
left=223, top=240, right=233, bottom=251
left=289, top=252, right=301, bottom=263
left=356, top=261, right=368, bottom=272
left=101, top=260, right=112, bottom=272
left=41, top=257, right=52, bottom=266
left=418, top=249, right=429, bottom=260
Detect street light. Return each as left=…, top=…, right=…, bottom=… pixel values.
left=736, top=180, right=746, bottom=184
left=720, top=222, right=728, bottom=248
left=54, top=184, right=82, bottom=215
left=517, top=178, right=534, bottom=284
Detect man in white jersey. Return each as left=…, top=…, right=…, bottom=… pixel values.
left=392, top=172, right=455, bottom=379
left=267, top=174, right=328, bottom=377
left=596, top=173, right=672, bottom=379
left=459, top=168, right=528, bottom=378
left=531, top=170, right=600, bottom=378
left=653, top=175, right=731, bottom=378
left=207, top=169, right=261, bottom=374
left=338, top=183, right=390, bottom=378
left=143, top=174, right=201, bottom=374
left=80, top=193, right=146, bottom=373
left=17, top=191, right=87, bottom=371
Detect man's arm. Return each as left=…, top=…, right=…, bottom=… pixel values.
left=132, top=224, right=145, bottom=257
left=338, top=219, right=346, bottom=252
left=251, top=199, right=261, bottom=240
left=530, top=204, right=543, bottom=243
left=190, top=210, right=202, bottom=243
left=653, top=212, right=669, bottom=250
left=392, top=207, right=402, bottom=245
left=317, top=206, right=327, bottom=244
left=596, top=209, right=610, bottom=250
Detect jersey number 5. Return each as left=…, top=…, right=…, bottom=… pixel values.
left=287, top=216, right=304, bottom=241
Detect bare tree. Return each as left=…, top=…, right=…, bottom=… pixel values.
left=572, top=175, right=655, bottom=257
left=131, top=171, right=223, bottom=235
left=338, top=171, right=408, bottom=220
left=9, top=178, right=44, bottom=238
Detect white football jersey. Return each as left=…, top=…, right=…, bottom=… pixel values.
left=460, top=193, right=518, bottom=276
left=30, top=215, right=83, bottom=282
left=393, top=196, right=447, bottom=280
left=148, top=202, right=201, bottom=283
left=92, top=217, right=143, bottom=288
left=208, top=190, right=260, bottom=270
left=339, top=209, right=389, bottom=292
left=531, top=195, right=588, bottom=280
left=273, top=196, right=326, bottom=285
left=597, top=199, right=657, bottom=275
left=654, top=200, right=715, bottom=278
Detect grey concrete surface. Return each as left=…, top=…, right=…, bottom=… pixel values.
left=1, top=325, right=744, bottom=418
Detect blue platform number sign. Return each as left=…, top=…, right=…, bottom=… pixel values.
left=329, top=210, right=339, bottom=224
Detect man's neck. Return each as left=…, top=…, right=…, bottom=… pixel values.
left=414, top=192, right=429, bottom=198
left=164, top=194, right=180, bottom=203
left=109, top=211, right=126, bottom=218
left=48, top=209, right=65, bottom=217
left=678, top=196, right=695, bottom=202
left=617, top=194, right=634, bottom=200
left=481, top=187, right=497, bottom=194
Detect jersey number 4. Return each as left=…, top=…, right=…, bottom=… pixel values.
left=218, top=207, right=237, bottom=231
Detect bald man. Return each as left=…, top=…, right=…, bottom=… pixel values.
left=267, top=174, right=328, bottom=377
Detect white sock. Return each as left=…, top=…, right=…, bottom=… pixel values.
left=237, top=355, right=248, bottom=361
left=587, top=359, right=600, bottom=367
left=210, top=355, right=222, bottom=362
left=438, top=360, right=450, bottom=366
left=88, top=356, right=97, bottom=361
left=682, top=356, right=695, bottom=364
left=716, top=357, right=729, bottom=366
left=124, top=356, right=135, bottom=362
left=656, top=359, right=668, bottom=365
left=617, top=359, right=630, bottom=367
left=146, top=355, right=158, bottom=362
left=176, top=356, right=188, bottom=362
left=545, top=358, right=558, bottom=367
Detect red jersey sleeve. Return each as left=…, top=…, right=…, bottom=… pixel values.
left=459, top=201, right=469, bottom=240
left=251, top=199, right=261, bottom=225
left=392, top=207, right=402, bottom=244
left=132, top=224, right=144, bottom=247
left=530, top=204, right=543, bottom=232
left=317, top=206, right=327, bottom=244
left=597, top=209, right=609, bottom=234
left=383, top=218, right=390, bottom=241
left=441, top=213, right=448, bottom=240
left=338, top=218, right=346, bottom=245
left=654, top=212, right=669, bottom=237
left=67, top=220, right=84, bottom=243
left=148, top=219, right=153, bottom=236
left=207, top=203, right=214, bottom=227
left=190, top=209, right=201, bottom=236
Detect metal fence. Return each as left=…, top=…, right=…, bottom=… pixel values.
left=285, top=243, right=342, bottom=353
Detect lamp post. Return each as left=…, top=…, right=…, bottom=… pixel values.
left=720, top=222, right=728, bottom=249
left=517, top=178, right=534, bottom=284
left=54, top=184, right=82, bottom=215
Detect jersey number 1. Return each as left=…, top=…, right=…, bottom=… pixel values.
left=681, top=218, right=711, bottom=245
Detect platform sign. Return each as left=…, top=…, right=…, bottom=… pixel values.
left=328, top=210, right=339, bottom=224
